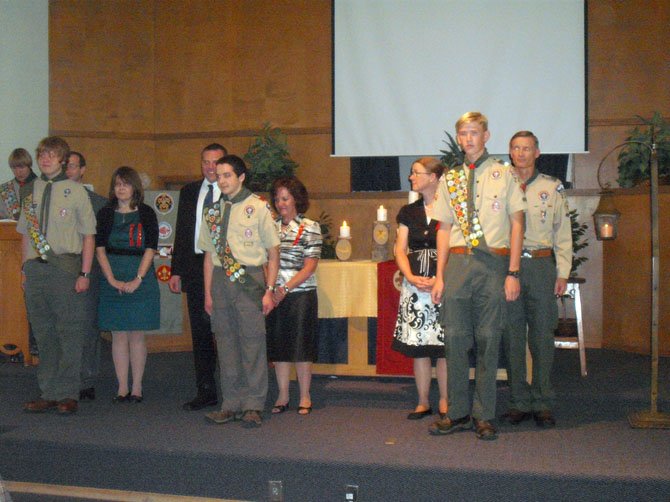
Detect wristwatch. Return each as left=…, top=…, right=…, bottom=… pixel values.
left=266, top=285, right=275, bottom=292
left=79, top=271, right=90, bottom=278
left=507, top=270, right=520, bottom=278
left=282, top=285, right=290, bottom=294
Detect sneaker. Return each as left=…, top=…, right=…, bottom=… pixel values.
left=428, top=415, right=472, bottom=436
left=241, top=410, right=262, bottom=428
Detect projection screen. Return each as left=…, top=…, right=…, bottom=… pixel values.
left=333, top=0, right=587, bottom=156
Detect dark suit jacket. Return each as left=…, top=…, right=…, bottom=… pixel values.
left=171, top=180, right=206, bottom=292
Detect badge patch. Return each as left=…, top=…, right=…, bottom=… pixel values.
left=491, top=169, right=502, bottom=180
left=539, top=191, right=549, bottom=201
left=156, top=264, right=171, bottom=282
left=244, top=228, right=253, bottom=239
left=154, top=193, right=174, bottom=214
left=158, top=221, right=173, bottom=240
left=491, top=200, right=501, bottom=212
left=63, top=188, right=71, bottom=197
left=245, top=205, right=255, bottom=218
left=59, top=208, right=69, bottom=217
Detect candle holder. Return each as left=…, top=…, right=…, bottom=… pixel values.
left=335, top=236, right=352, bottom=261
left=371, top=220, right=390, bottom=262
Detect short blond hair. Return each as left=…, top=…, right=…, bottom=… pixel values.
left=455, top=112, right=488, bottom=132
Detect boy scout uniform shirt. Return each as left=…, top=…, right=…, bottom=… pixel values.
left=16, top=178, right=97, bottom=257
left=198, top=192, right=280, bottom=267
left=433, top=157, right=526, bottom=248
left=520, top=172, right=572, bottom=279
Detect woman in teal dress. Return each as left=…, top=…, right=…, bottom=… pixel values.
left=96, top=166, right=159, bottom=402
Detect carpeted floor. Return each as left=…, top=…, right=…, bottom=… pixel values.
left=0, top=343, right=668, bottom=501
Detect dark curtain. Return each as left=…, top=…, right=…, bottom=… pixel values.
left=536, top=154, right=570, bottom=188
left=351, top=157, right=400, bottom=191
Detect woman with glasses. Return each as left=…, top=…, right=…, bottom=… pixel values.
left=392, top=157, right=448, bottom=420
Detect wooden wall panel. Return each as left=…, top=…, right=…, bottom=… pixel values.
left=50, top=0, right=155, bottom=134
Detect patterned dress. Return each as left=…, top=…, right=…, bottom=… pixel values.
left=266, top=215, right=322, bottom=362
left=391, top=200, right=445, bottom=358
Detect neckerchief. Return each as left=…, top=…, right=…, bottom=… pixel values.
left=38, top=171, right=68, bottom=235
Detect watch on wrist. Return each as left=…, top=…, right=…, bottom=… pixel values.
left=266, top=285, right=275, bottom=292
left=79, top=271, right=90, bottom=278
left=136, top=275, right=143, bottom=281
left=283, top=285, right=290, bottom=294
left=507, top=270, right=520, bottom=278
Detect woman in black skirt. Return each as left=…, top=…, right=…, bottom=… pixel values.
left=266, top=177, right=322, bottom=415
left=392, top=157, right=448, bottom=419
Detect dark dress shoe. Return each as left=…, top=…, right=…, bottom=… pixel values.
left=407, top=408, right=433, bottom=420
left=473, top=419, right=498, bottom=440
left=534, top=410, right=556, bottom=427
left=182, top=395, right=218, bottom=411
left=113, top=393, right=130, bottom=403
left=57, top=399, right=78, bottom=415
left=24, top=399, right=58, bottom=413
left=79, top=387, right=96, bottom=401
left=128, top=395, right=143, bottom=403
left=503, top=408, right=532, bottom=425
left=429, top=415, right=472, bottom=435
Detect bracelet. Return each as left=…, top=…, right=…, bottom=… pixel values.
left=266, top=285, right=275, bottom=292
left=507, top=270, right=520, bottom=278
left=136, top=275, right=143, bottom=281
left=79, top=271, right=90, bottom=278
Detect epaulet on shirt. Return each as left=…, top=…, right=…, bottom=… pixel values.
left=538, top=173, right=567, bottom=196
left=252, top=193, right=273, bottom=212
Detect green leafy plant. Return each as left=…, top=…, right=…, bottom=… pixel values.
left=568, top=208, right=588, bottom=277
left=317, top=210, right=336, bottom=259
left=440, top=131, right=464, bottom=168
left=616, top=112, right=669, bottom=188
left=244, top=123, right=298, bottom=192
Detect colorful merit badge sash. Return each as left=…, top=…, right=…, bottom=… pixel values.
left=0, top=181, right=20, bottom=220
left=205, top=187, right=265, bottom=304
left=445, top=153, right=490, bottom=250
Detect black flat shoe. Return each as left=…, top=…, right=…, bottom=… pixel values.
left=407, top=408, right=433, bottom=420
left=128, top=395, right=143, bottom=403
left=79, top=387, right=96, bottom=401
left=272, top=404, right=289, bottom=414
left=112, top=393, right=130, bottom=403
left=297, top=406, right=312, bottom=415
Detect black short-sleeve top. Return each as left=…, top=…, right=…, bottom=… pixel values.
left=396, top=199, right=439, bottom=277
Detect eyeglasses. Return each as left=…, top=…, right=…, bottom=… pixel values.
left=410, top=171, right=431, bottom=176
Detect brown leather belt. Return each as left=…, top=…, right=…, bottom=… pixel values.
left=449, top=246, right=510, bottom=256
left=521, top=248, right=552, bottom=258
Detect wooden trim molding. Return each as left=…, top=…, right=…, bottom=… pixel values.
left=50, top=127, right=333, bottom=141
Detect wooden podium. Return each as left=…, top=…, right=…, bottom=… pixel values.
left=0, top=221, right=31, bottom=365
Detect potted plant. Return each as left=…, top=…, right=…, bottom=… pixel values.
left=440, top=131, right=464, bottom=168
left=616, top=112, right=669, bottom=188
left=243, top=123, right=298, bottom=192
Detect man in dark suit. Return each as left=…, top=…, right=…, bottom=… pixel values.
left=169, top=143, right=227, bottom=410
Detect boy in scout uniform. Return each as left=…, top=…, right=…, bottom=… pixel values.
left=502, top=131, right=572, bottom=428
left=198, top=154, right=280, bottom=428
left=430, top=112, right=526, bottom=440
left=0, top=148, right=37, bottom=220
left=17, top=136, right=96, bottom=415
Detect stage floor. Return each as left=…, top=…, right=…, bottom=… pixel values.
left=1, top=345, right=669, bottom=501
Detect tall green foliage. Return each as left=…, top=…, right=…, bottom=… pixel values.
left=568, top=209, right=588, bottom=277
left=244, top=123, right=298, bottom=192
left=617, top=112, right=669, bottom=188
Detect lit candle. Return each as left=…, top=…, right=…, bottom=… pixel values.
left=340, top=220, right=350, bottom=238
left=600, top=222, right=613, bottom=238
left=377, top=205, right=387, bottom=222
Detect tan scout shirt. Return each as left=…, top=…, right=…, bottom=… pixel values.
left=17, top=178, right=96, bottom=257
left=198, top=192, right=280, bottom=267
left=433, top=157, right=526, bottom=248
left=521, top=172, right=572, bottom=279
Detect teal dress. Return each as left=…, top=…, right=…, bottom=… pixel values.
left=98, top=211, right=160, bottom=331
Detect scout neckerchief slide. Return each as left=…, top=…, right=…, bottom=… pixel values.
left=0, top=181, right=20, bottom=220
left=206, top=187, right=264, bottom=304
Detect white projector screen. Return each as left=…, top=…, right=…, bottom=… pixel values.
left=333, top=0, right=586, bottom=156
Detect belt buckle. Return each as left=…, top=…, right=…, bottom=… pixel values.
left=521, top=249, right=533, bottom=259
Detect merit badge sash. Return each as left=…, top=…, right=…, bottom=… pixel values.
left=0, top=181, right=20, bottom=220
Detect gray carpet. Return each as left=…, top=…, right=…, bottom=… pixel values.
left=0, top=344, right=668, bottom=501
